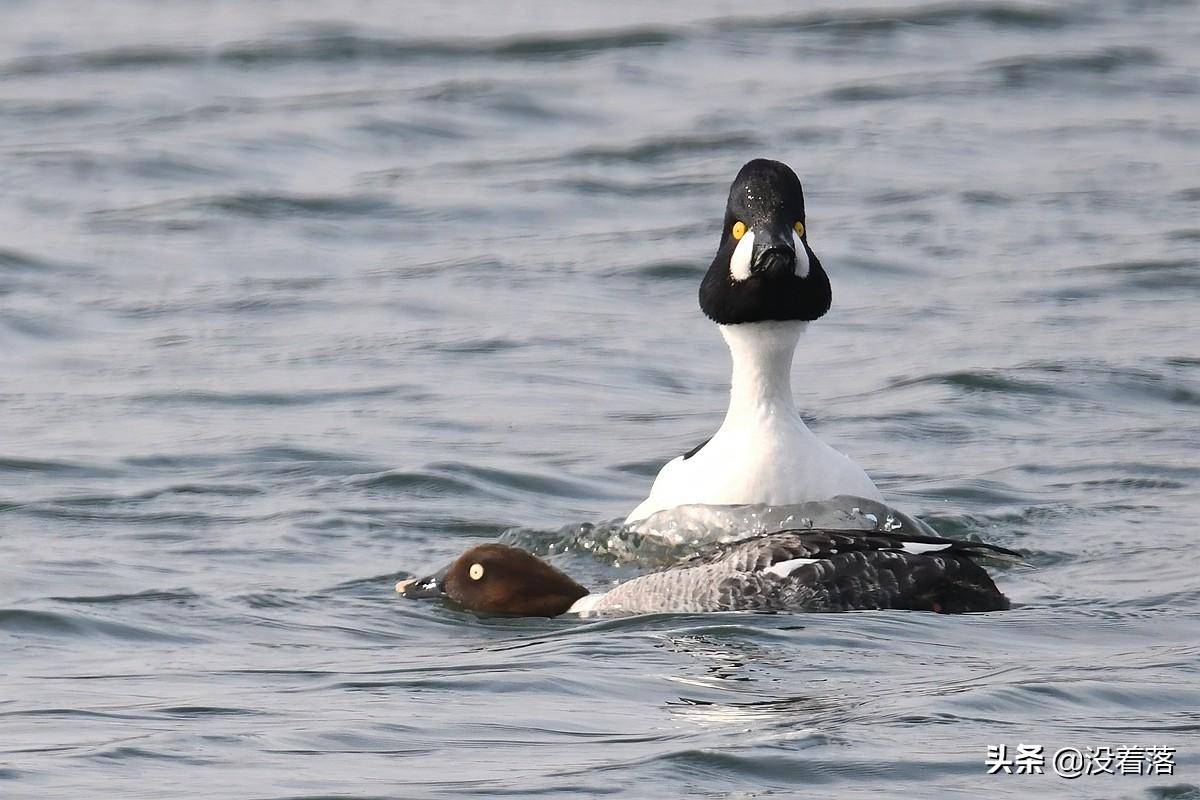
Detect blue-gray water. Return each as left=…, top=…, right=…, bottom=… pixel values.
left=3, top=1, right=1199, bottom=798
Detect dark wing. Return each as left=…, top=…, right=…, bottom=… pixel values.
left=762, top=548, right=1009, bottom=613
left=682, top=436, right=712, bottom=461
left=671, top=528, right=1014, bottom=614
left=672, top=527, right=1021, bottom=571
left=668, top=529, right=845, bottom=572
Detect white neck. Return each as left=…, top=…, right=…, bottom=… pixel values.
left=718, top=321, right=806, bottom=425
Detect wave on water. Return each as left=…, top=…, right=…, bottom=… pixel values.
left=87, top=191, right=405, bottom=232
left=3, top=28, right=678, bottom=77
left=5, top=1, right=1200, bottom=797
left=503, top=496, right=947, bottom=566
left=353, top=462, right=623, bottom=506
left=984, top=45, right=1160, bottom=86
left=720, top=3, right=1076, bottom=35
left=0, top=608, right=202, bottom=641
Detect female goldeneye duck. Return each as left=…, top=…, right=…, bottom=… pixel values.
left=395, top=531, right=1014, bottom=617
left=626, top=159, right=882, bottom=524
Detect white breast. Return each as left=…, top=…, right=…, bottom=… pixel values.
left=626, top=321, right=881, bottom=524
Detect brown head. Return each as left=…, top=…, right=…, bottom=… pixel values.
left=395, top=543, right=589, bottom=617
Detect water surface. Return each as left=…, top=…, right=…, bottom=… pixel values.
left=2, top=1, right=1199, bottom=797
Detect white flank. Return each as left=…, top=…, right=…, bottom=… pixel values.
left=567, top=592, right=605, bottom=615
left=764, top=557, right=820, bottom=578
left=900, top=542, right=954, bottom=555
left=729, top=229, right=755, bottom=281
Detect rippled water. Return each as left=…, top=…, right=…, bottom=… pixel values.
left=3, top=1, right=1200, bottom=797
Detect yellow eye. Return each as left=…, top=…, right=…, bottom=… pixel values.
left=794, top=221, right=805, bottom=237
left=731, top=221, right=746, bottom=240
left=469, top=563, right=485, bottom=581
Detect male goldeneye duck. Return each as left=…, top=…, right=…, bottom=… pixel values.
left=395, top=531, right=1013, bottom=617
left=626, top=159, right=882, bottom=524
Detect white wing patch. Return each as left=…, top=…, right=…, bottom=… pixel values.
left=899, top=542, right=954, bottom=555
left=729, top=229, right=755, bottom=281
left=764, top=557, right=819, bottom=578
left=793, top=229, right=810, bottom=278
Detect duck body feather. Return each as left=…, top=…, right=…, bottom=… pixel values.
left=571, top=529, right=1013, bottom=616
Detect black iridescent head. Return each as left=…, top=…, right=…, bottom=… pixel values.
left=699, top=159, right=831, bottom=325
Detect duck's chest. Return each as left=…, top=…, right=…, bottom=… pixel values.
left=687, top=416, right=830, bottom=496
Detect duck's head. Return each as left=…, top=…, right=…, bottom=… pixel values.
left=395, top=543, right=588, bottom=617
left=699, top=159, right=831, bottom=325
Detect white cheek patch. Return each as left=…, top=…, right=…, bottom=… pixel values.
left=729, top=229, right=755, bottom=282
left=793, top=229, right=810, bottom=278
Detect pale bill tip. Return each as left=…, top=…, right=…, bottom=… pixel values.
left=395, top=578, right=416, bottom=594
